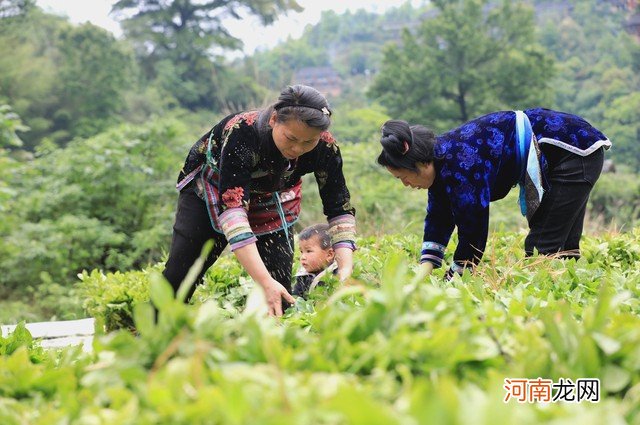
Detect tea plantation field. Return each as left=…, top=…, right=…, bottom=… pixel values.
left=1, top=231, right=639, bottom=424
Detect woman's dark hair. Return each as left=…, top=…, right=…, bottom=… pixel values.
left=377, top=119, right=437, bottom=171
left=299, top=223, right=331, bottom=250
left=257, top=85, right=332, bottom=135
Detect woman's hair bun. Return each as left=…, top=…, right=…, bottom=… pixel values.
left=381, top=120, right=412, bottom=156
left=380, top=133, right=402, bottom=155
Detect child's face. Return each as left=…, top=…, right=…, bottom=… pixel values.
left=299, top=236, right=334, bottom=274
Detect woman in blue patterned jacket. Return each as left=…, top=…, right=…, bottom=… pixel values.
left=377, top=108, right=611, bottom=278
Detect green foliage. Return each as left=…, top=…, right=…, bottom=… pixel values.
left=330, top=103, right=390, bottom=144
left=589, top=172, right=640, bottom=226
left=369, top=0, right=555, bottom=131
left=0, top=322, right=46, bottom=362
left=536, top=0, right=640, bottom=170
left=0, top=215, right=128, bottom=292
left=0, top=118, right=189, bottom=292
left=53, top=24, right=136, bottom=140
left=78, top=267, right=157, bottom=332
left=0, top=104, right=27, bottom=221
left=3, top=230, right=637, bottom=422
left=0, top=277, right=84, bottom=324
left=602, top=91, right=640, bottom=172
left=0, top=8, right=138, bottom=147
left=249, top=38, right=331, bottom=89
left=0, top=6, right=63, bottom=148
left=0, top=104, right=28, bottom=148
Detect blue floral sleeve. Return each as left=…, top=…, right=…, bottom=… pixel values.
left=450, top=195, right=490, bottom=266
left=440, top=141, right=494, bottom=268
left=421, top=184, right=455, bottom=267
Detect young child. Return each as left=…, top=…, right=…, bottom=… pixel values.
left=293, top=224, right=337, bottom=298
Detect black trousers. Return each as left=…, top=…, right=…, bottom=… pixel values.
left=524, top=145, right=604, bottom=259
left=162, top=183, right=294, bottom=302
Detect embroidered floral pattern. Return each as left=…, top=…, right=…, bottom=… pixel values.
left=457, top=145, right=479, bottom=170
left=244, top=111, right=258, bottom=126
left=223, top=115, right=242, bottom=132
left=223, top=111, right=259, bottom=132
left=486, top=127, right=504, bottom=157
left=544, top=115, right=564, bottom=132
left=222, top=186, right=245, bottom=209
left=459, top=122, right=481, bottom=138
left=320, top=131, right=336, bottom=145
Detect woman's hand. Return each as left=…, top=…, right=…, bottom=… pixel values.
left=334, top=247, right=354, bottom=281
left=233, top=242, right=294, bottom=317
left=260, top=277, right=295, bottom=317
left=417, top=262, right=434, bottom=279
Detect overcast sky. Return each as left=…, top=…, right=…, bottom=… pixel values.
left=36, top=0, right=425, bottom=55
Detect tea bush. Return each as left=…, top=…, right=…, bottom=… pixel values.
left=0, top=230, right=630, bottom=423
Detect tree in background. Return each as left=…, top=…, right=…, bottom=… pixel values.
left=111, top=0, right=301, bottom=111
left=0, top=5, right=64, bottom=148
left=0, top=104, right=27, bottom=218
left=53, top=24, right=136, bottom=141
left=369, top=0, right=555, bottom=132
left=537, top=0, right=640, bottom=171
left=0, top=5, right=137, bottom=147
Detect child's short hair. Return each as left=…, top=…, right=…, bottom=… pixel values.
left=299, top=223, right=331, bottom=249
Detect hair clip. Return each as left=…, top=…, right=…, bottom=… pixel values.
left=321, top=107, right=331, bottom=116
left=402, top=140, right=410, bottom=155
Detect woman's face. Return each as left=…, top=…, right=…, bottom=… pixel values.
left=269, top=112, right=323, bottom=160
left=386, top=163, right=436, bottom=190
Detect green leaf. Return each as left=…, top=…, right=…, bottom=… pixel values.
left=176, top=240, right=214, bottom=302
left=133, top=302, right=156, bottom=336
left=149, top=273, right=174, bottom=310
left=592, top=333, right=621, bottom=356
left=602, top=364, right=630, bottom=393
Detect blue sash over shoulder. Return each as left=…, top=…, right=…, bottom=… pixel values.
left=515, top=110, right=544, bottom=221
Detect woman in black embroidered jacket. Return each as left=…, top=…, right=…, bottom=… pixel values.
left=164, top=85, right=356, bottom=316
left=377, top=109, right=610, bottom=279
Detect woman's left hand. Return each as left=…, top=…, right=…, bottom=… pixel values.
left=337, top=267, right=353, bottom=282
left=334, top=247, right=354, bottom=281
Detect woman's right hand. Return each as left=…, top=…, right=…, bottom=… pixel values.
left=232, top=242, right=295, bottom=317
left=260, top=278, right=295, bottom=317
